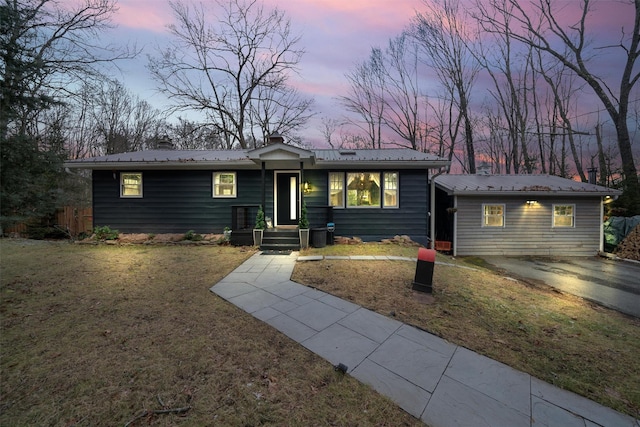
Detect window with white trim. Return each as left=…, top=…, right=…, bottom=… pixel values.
left=553, top=204, right=575, bottom=227
left=347, top=172, right=381, bottom=208
left=483, top=204, right=504, bottom=227
left=384, top=172, right=398, bottom=208
left=213, top=172, right=236, bottom=198
left=328, top=172, right=344, bottom=208
left=120, top=172, right=142, bottom=198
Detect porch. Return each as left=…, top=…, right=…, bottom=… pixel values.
left=230, top=204, right=334, bottom=250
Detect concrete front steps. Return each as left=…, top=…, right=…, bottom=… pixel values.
left=260, top=228, right=300, bottom=251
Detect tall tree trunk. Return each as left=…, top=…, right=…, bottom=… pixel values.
left=595, top=123, right=608, bottom=186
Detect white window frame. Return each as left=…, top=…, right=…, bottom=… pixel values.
left=328, top=172, right=345, bottom=209
left=482, top=204, right=505, bottom=227
left=553, top=204, right=575, bottom=227
left=213, top=172, right=237, bottom=198
left=120, top=172, right=143, bottom=198
left=383, top=171, right=399, bottom=209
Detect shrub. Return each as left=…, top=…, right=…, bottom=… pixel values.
left=298, top=201, right=309, bottom=229
left=93, top=225, right=119, bottom=241
left=255, top=206, right=266, bottom=229
left=184, top=230, right=203, bottom=241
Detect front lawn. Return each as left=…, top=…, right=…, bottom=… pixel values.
left=0, top=240, right=423, bottom=426
left=293, top=244, right=640, bottom=418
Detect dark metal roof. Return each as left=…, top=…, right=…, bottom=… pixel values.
left=434, top=174, right=622, bottom=196
left=64, top=146, right=449, bottom=170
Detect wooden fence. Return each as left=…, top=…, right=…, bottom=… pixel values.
left=56, top=206, right=93, bottom=236
left=4, top=206, right=93, bottom=238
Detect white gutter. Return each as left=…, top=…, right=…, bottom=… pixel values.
left=599, top=197, right=604, bottom=253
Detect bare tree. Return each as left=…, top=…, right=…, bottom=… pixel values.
left=473, top=0, right=540, bottom=174
left=1, top=0, right=135, bottom=226
left=535, top=54, right=590, bottom=181
left=248, top=84, right=314, bottom=146
left=319, top=117, right=345, bottom=148
left=148, top=0, right=307, bottom=149
left=0, top=0, right=135, bottom=138
left=476, top=0, right=640, bottom=212
left=166, top=117, right=226, bottom=150
left=92, top=80, right=164, bottom=154
left=411, top=0, right=481, bottom=173
left=339, top=48, right=387, bottom=148
left=429, top=96, right=460, bottom=170
left=382, top=33, right=429, bottom=150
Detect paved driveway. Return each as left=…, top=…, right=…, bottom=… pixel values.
left=480, top=256, right=640, bottom=318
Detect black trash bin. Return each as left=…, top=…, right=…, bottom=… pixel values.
left=412, top=248, right=436, bottom=293
left=311, top=227, right=327, bottom=248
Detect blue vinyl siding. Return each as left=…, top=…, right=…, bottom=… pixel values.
left=93, top=170, right=273, bottom=233
left=305, top=170, right=430, bottom=244
left=92, top=168, right=429, bottom=241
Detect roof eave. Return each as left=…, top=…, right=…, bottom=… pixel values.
left=63, top=160, right=257, bottom=170
left=314, top=160, right=450, bottom=169
left=64, top=159, right=450, bottom=170
left=444, top=190, right=622, bottom=197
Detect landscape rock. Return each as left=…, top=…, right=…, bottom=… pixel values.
left=334, top=236, right=363, bottom=245
left=117, top=233, right=150, bottom=244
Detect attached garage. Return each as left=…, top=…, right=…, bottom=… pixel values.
left=433, top=174, right=622, bottom=257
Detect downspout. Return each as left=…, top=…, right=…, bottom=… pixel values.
left=599, top=197, right=604, bottom=253
left=261, top=161, right=266, bottom=214
left=429, top=169, right=446, bottom=250
left=299, top=161, right=304, bottom=214
left=453, top=195, right=458, bottom=257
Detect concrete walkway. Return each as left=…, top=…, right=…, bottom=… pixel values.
left=210, top=252, right=639, bottom=427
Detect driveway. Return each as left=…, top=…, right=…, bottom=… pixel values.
left=480, top=256, right=640, bottom=318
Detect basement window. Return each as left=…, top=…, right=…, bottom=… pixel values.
left=120, top=172, right=143, bottom=198
left=553, top=204, right=575, bottom=227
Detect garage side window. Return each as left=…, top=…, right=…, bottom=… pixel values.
left=483, top=204, right=504, bottom=227
left=553, top=204, right=574, bottom=227
left=213, top=172, right=237, bottom=198
left=120, top=172, right=143, bottom=198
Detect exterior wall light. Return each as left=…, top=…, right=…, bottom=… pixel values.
left=526, top=200, right=537, bottom=206
left=303, top=181, right=312, bottom=194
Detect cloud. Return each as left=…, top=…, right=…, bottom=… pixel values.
left=111, top=0, right=174, bottom=32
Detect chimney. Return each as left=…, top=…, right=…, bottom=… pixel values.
left=476, top=161, right=491, bottom=175
left=587, top=167, right=597, bottom=184
left=267, top=132, right=285, bottom=145
left=157, top=135, right=174, bottom=150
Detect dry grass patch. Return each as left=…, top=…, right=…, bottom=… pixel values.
left=293, top=244, right=640, bottom=418
left=1, top=240, right=423, bottom=426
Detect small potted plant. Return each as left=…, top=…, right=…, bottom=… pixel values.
left=298, top=201, right=310, bottom=249
left=253, top=206, right=266, bottom=246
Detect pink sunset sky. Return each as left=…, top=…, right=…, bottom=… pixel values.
left=104, top=0, right=426, bottom=144
left=92, top=0, right=636, bottom=147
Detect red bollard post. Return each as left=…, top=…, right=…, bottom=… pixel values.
left=412, top=248, right=436, bottom=293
